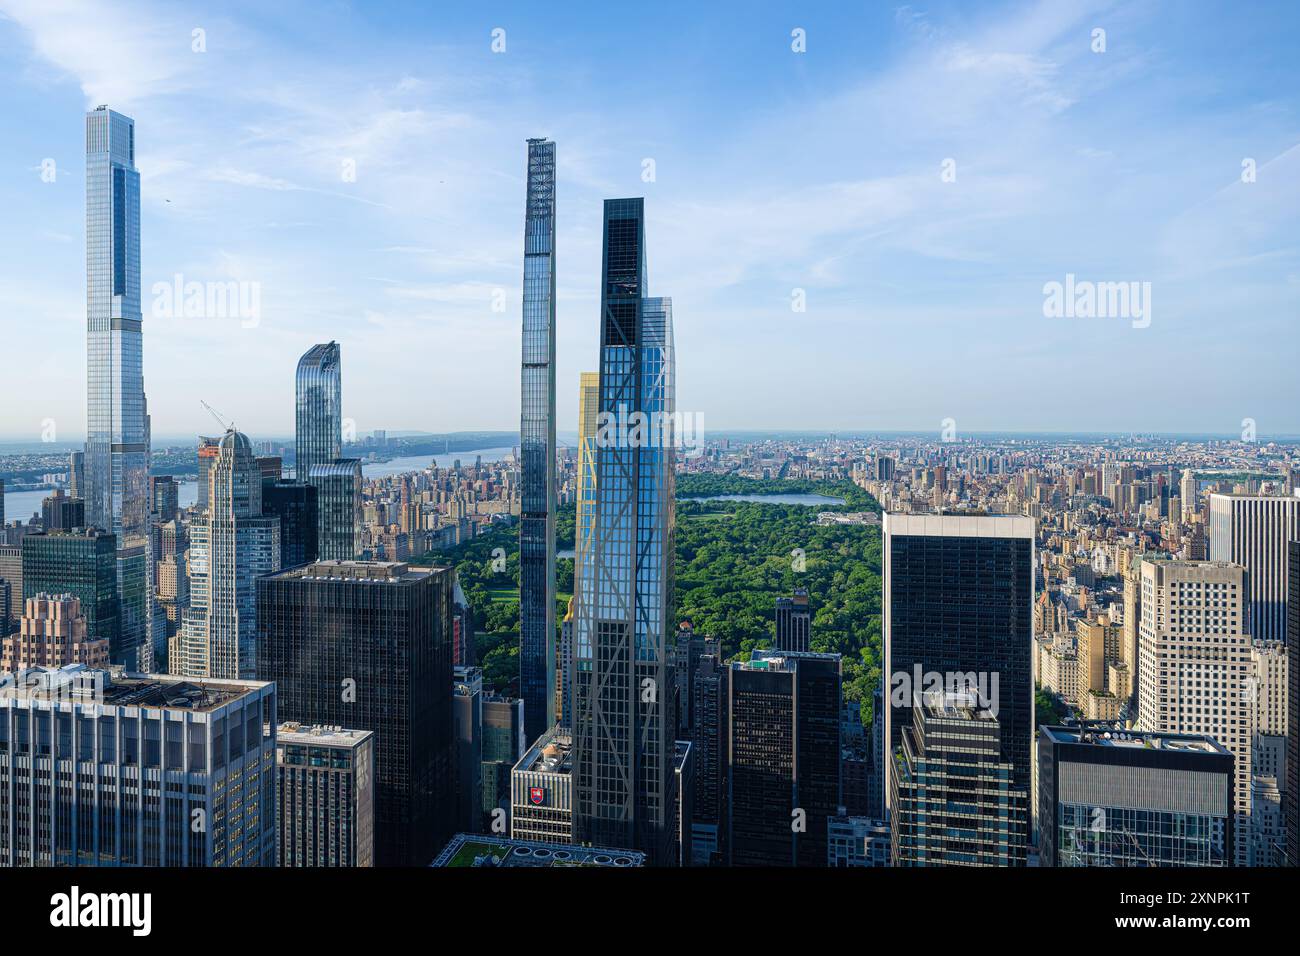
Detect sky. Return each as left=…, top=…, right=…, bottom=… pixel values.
left=0, top=0, right=1297, bottom=442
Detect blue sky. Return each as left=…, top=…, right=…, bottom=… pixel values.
left=0, top=0, right=1297, bottom=441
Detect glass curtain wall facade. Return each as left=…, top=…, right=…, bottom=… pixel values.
left=573, top=199, right=677, bottom=865
left=310, top=460, right=362, bottom=560
left=519, top=139, right=557, bottom=744
left=295, top=342, right=342, bottom=482
left=84, top=106, right=148, bottom=541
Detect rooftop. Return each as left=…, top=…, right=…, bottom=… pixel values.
left=431, top=834, right=644, bottom=868
left=277, top=722, right=373, bottom=747
left=1042, top=723, right=1229, bottom=755
left=0, top=665, right=266, bottom=712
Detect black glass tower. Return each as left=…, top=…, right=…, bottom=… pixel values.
left=519, top=138, right=557, bottom=744
left=882, top=513, right=1035, bottom=854
left=21, top=529, right=120, bottom=656
left=257, top=560, right=454, bottom=866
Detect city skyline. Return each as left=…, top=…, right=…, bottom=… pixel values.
left=2, top=0, right=1298, bottom=440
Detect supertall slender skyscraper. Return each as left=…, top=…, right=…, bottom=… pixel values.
left=84, top=106, right=153, bottom=671
left=519, top=138, right=557, bottom=743
left=573, top=199, right=677, bottom=864
left=84, top=106, right=148, bottom=541
left=296, top=342, right=342, bottom=482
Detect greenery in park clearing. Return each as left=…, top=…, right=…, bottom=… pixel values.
left=417, top=474, right=883, bottom=720
left=1035, top=684, right=1073, bottom=727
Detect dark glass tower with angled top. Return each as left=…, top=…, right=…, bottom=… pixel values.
left=519, top=139, right=557, bottom=744
left=573, top=198, right=676, bottom=865
left=295, top=342, right=342, bottom=482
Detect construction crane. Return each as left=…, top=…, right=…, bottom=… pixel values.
left=200, top=400, right=234, bottom=434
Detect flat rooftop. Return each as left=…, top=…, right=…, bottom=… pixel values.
left=277, top=722, right=373, bottom=747
left=1042, top=724, right=1229, bottom=755
left=517, top=728, right=572, bottom=776
left=0, top=667, right=266, bottom=712
left=274, top=560, right=447, bottom=583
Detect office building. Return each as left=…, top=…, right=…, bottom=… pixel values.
left=727, top=650, right=841, bottom=867
left=1287, top=541, right=1299, bottom=867
left=257, top=560, right=454, bottom=866
left=511, top=726, right=573, bottom=845
left=276, top=722, right=375, bottom=867
left=882, top=513, right=1035, bottom=840
left=41, top=491, right=85, bottom=532
left=20, top=529, right=119, bottom=656
left=1, top=593, right=109, bottom=670
left=311, top=459, right=361, bottom=560
left=453, top=666, right=484, bottom=834
left=519, top=138, right=558, bottom=744
left=262, top=479, right=319, bottom=568
left=68, top=452, right=84, bottom=500
left=1038, top=723, right=1233, bottom=867
left=149, top=476, right=178, bottom=523
left=0, top=545, right=22, bottom=631
left=1208, top=493, right=1300, bottom=642
left=0, top=665, right=276, bottom=866
left=828, top=812, right=891, bottom=867
left=1136, top=559, right=1252, bottom=865
left=689, top=650, right=728, bottom=866
left=890, top=692, right=1028, bottom=866
left=774, top=588, right=811, bottom=653
left=573, top=198, right=677, bottom=864
left=673, top=739, right=693, bottom=867
left=482, top=694, right=525, bottom=832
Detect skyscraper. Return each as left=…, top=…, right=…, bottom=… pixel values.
left=295, top=342, right=342, bottom=482
left=257, top=559, right=455, bottom=866
left=573, top=199, right=677, bottom=864
left=1136, top=559, right=1252, bottom=865
left=882, top=513, right=1035, bottom=842
left=1287, top=540, right=1299, bottom=867
left=1039, top=723, right=1233, bottom=867
left=519, top=138, right=558, bottom=744
left=774, top=587, right=812, bottom=652
left=83, top=106, right=148, bottom=543
left=890, top=691, right=1028, bottom=866
left=176, top=429, right=281, bottom=679
left=1208, top=492, right=1300, bottom=643
left=727, top=650, right=841, bottom=867
left=311, top=459, right=361, bottom=560
left=0, top=666, right=277, bottom=867
left=21, top=528, right=119, bottom=655
left=276, top=722, right=375, bottom=867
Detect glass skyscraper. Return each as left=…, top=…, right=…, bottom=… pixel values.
left=295, top=342, right=342, bottom=482
left=573, top=198, right=677, bottom=865
left=519, top=138, right=557, bottom=744
left=84, top=106, right=153, bottom=671
left=84, top=106, right=148, bottom=541
left=310, top=459, right=361, bottom=560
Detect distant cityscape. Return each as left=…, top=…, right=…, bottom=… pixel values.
left=0, top=16, right=1296, bottom=899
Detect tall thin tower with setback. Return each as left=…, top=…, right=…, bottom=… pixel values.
left=573, top=199, right=677, bottom=864
left=519, top=138, right=557, bottom=743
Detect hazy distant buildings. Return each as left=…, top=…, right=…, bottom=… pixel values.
left=0, top=666, right=276, bottom=867
left=572, top=198, right=677, bottom=865
left=276, top=722, right=375, bottom=867
left=257, top=560, right=454, bottom=866
left=1208, top=493, right=1300, bottom=642
left=519, top=138, right=558, bottom=744
left=1038, top=723, right=1233, bottom=867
